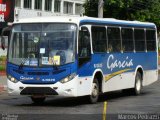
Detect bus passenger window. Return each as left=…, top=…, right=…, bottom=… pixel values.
left=134, top=29, right=145, bottom=52
left=146, top=30, right=156, bottom=51
left=121, top=28, right=134, bottom=52
left=108, top=44, right=113, bottom=52
left=91, top=26, right=107, bottom=52
left=107, top=27, right=121, bottom=52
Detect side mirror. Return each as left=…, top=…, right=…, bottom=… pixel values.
left=1, top=36, right=5, bottom=50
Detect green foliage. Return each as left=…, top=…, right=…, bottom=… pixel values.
left=0, top=66, right=5, bottom=71
left=0, top=56, right=6, bottom=71
left=84, top=0, right=160, bottom=30
left=83, top=0, right=98, bottom=17
left=0, top=56, right=6, bottom=61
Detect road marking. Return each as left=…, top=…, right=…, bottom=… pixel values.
left=103, top=101, right=107, bottom=120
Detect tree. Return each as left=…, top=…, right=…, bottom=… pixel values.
left=83, top=0, right=98, bottom=17
left=83, top=0, right=160, bottom=30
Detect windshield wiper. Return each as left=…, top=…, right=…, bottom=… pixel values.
left=19, top=58, right=28, bottom=70
left=53, top=63, right=59, bottom=70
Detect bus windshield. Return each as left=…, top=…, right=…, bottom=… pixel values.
left=8, top=23, right=77, bottom=67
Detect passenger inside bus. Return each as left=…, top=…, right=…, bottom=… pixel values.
left=79, top=35, right=91, bottom=57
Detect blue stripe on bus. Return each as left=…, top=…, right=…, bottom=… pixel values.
left=78, top=52, right=157, bottom=77
left=7, top=52, right=157, bottom=83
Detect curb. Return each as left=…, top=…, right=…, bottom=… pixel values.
left=0, top=71, right=6, bottom=76
left=0, top=84, right=7, bottom=93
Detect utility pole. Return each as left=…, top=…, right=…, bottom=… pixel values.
left=98, top=0, right=104, bottom=18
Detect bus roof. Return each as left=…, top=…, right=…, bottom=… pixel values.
left=14, top=16, right=156, bottom=29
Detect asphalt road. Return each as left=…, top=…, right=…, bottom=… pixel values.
left=0, top=77, right=160, bottom=120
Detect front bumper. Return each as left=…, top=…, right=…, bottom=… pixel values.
left=7, top=76, right=78, bottom=97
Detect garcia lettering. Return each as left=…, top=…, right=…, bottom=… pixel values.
left=107, top=54, right=133, bottom=71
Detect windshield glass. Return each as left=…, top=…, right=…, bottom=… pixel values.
left=8, top=23, right=77, bottom=67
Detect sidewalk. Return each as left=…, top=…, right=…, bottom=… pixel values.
left=0, top=76, right=7, bottom=92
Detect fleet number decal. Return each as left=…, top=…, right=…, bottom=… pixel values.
left=42, top=79, right=55, bottom=82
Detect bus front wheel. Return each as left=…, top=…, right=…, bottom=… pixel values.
left=31, top=96, right=46, bottom=104
left=88, top=78, right=99, bottom=104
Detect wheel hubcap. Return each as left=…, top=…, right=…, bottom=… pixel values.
left=136, top=79, right=141, bottom=92
left=92, top=83, right=98, bottom=98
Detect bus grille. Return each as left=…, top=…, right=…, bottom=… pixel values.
left=13, top=69, right=24, bottom=74
left=27, top=72, right=49, bottom=75
left=20, top=87, right=58, bottom=95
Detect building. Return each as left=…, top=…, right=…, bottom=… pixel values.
left=15, top=0, right=85, bottom=21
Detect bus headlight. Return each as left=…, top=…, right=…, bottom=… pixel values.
left=60, top=73, right=77, bottom=84
left=7, top=74, right=18, bottom=83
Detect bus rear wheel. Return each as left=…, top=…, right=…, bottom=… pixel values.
left=122, top=71, right=142, bottom=95
left=88, top=78, right=99, bottom=104
left=133, top=71, right=142, bottom=95
left=31, top=96, right=46, bottom=104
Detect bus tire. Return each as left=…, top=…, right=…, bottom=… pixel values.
left=133, top=71, right=142, bottom=95
left=88, top=78, right=99, bottom=104
left=31, top=96, right=46, bottom=104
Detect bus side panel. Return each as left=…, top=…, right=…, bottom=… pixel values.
left=77, top=76, right=93, bottom=96
left=77, top=52, right=157, bottom=94
left=77, top=58, right=96, bottom=96
left=103, top=72, right=135, bottom=92
left=143, top=70, right=158, bottom=86
left=100, top=52, right=157, bottom=93
left=142, top=51, right=158, bottom=86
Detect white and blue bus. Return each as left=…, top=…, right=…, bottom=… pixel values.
left=6, top=16, right=158, bottom=103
